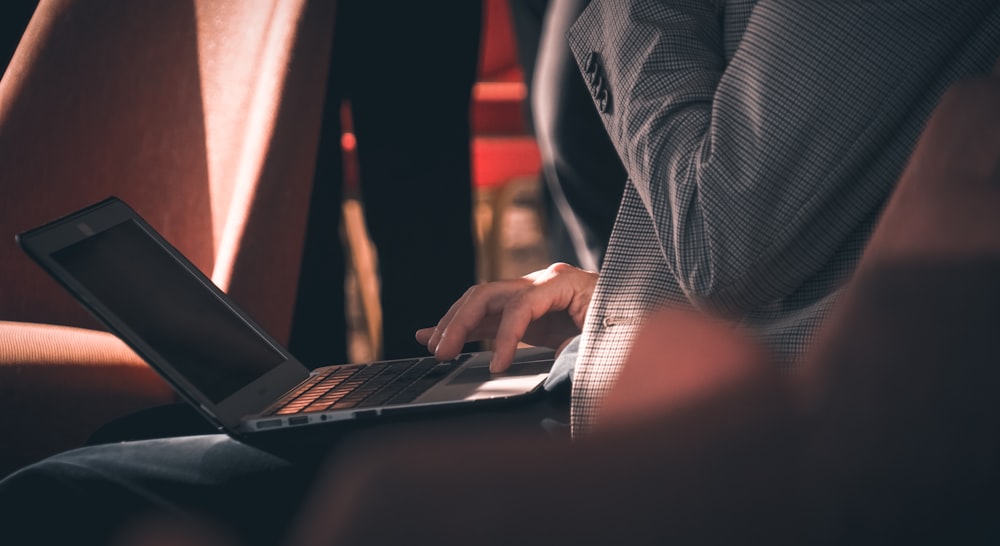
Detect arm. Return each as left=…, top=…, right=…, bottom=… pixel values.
left=567, top=0, right=995, bottom=314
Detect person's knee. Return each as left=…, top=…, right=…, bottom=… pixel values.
left=910, top=75, right=1000, bottom=188
left=599, top=307, right=778, bottom=430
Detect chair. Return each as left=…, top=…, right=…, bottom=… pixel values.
left=0, top=0, right=336, bottom=477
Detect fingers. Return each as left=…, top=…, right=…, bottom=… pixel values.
left=414, top=327, right=434, bottom=345
left=489, top=292, right=550, bottom=373
left=490, top=265, right=593, bottom=372
left=413, top=263, right=598, bottom=371
left=419, top=281, right=524, bottom=361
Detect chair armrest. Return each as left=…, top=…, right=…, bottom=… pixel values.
left=0, top=321, right=174, bottom=477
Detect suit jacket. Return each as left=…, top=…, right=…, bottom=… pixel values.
left=566, top=0, right=1000, bottom=432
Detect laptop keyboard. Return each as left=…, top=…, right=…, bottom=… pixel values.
left=265, top=354, right=472, bottom=416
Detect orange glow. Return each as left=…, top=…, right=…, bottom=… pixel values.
left=191, top=1, right=308, bottom=290
left=472, top=81, right=526, bottom=102
left=341, top=132, right=357, bottom=151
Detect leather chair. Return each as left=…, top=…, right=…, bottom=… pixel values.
left=0, top=0, right=336, bottom=477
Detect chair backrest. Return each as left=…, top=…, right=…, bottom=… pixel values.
left=0, top=0, right=335, bottom=342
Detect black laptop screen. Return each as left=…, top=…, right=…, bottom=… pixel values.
left=51, top=219, right=286, bottom=402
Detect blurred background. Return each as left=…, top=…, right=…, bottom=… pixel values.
left=338, top=0, right=553, bottom=362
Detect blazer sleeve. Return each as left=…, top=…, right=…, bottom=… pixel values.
left=566, top=0, right=997, bottom=314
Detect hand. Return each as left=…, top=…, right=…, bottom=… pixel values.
left=415, top=263, right=598, bottom=372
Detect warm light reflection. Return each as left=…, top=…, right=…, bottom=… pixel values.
left=341, top=131, right=357, bottom=151
left=472, top=81, right=526, bottom=102
left=191, top=1, right=308, bottom=290
left=464, top=374, right=549, bottom=399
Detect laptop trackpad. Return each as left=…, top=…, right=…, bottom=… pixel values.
left=448, top=360, right=552, bottom=385
left=413, top=359, right=551, bottom=404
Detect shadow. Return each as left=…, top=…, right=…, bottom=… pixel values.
left=0, top=1, right=37, bottom=75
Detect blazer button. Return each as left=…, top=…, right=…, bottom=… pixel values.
left=589, top=73, right=603, bottom=97
left=597, top=88, right=610, bottom=113
left=585, top=51, right=598, bottom=74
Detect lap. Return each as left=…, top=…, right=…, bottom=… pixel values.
left=1, top=435, right=307, bottom=545
left=0, top=392, right=569, bottom=546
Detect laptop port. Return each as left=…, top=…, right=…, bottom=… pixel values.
left=256, top=419, right=282, bottom=430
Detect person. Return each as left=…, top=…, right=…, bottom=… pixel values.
left=286, top=81, right=1000, bottom=542
left=425, top=0, right=1000, bottom=434
left=287, top=66, right=1000, bottom=544
left=289, top=0, right=481, bottom=365
left=508, top=0, right=628, bottom=271
left=2, top=1, right=1000, bottom=544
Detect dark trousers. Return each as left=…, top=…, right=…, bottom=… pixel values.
left=0, top=393, right=569, bottom=546
left=289, top=0, right=481, bottom=365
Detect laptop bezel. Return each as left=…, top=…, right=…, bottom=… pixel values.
left=16, top=197, right=311, bottom=432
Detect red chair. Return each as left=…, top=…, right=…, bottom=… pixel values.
left=0, top=0, right=335, bottom=477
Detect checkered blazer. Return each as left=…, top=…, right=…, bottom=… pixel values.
left=566, top=0, right=1000, bottom=433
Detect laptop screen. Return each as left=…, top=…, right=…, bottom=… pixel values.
left=51, top=219, right=286, bottom=402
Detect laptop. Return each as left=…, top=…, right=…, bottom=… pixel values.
left=16, top=197, right=553, bottom=440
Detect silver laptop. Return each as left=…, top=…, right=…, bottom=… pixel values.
left=16, top=197, right=553, bottom=438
